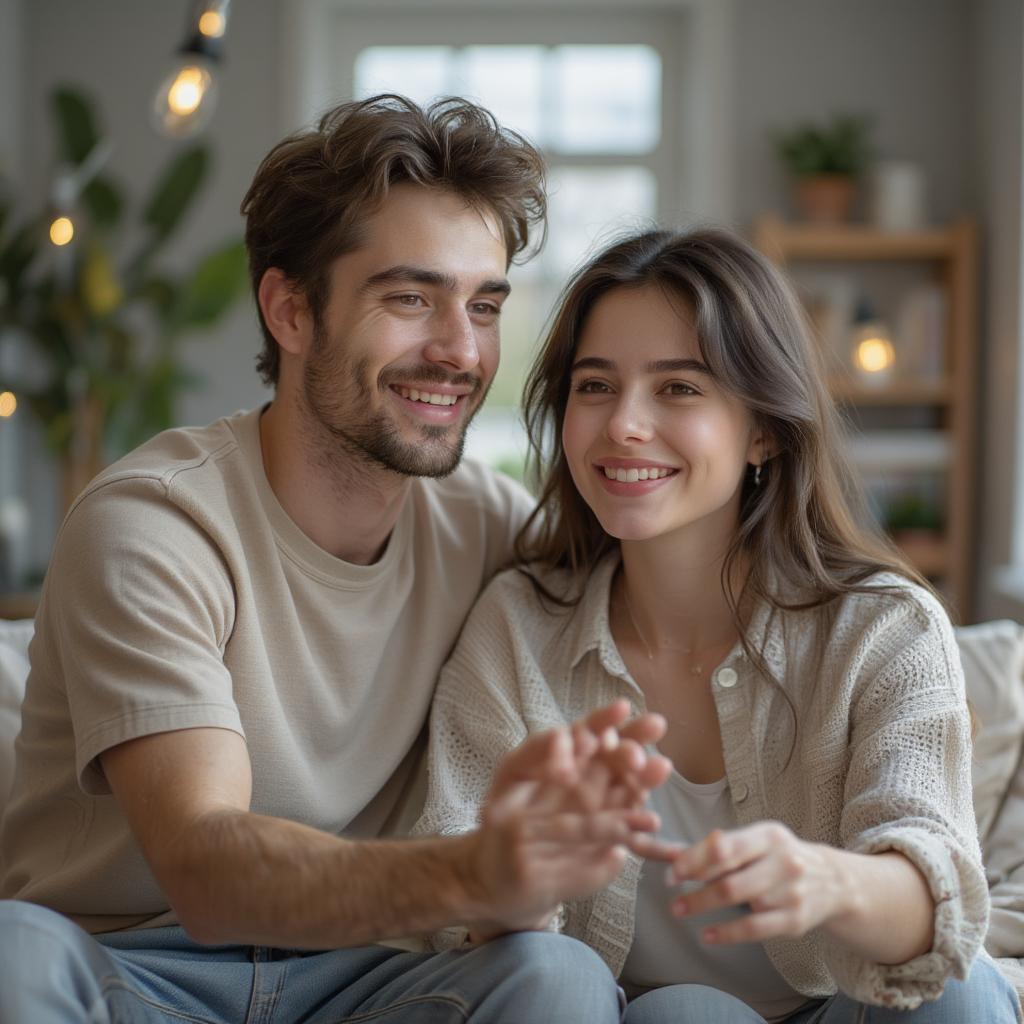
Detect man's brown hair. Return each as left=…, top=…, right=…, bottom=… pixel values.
left=241, top=94, right=547, bottom=387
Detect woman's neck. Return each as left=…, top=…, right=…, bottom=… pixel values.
left=616, top=531, right=746, bottom=656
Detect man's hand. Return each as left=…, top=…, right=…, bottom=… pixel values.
left=463, top=700, right=677, bottom=937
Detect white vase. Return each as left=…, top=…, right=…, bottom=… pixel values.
left=869, top=161, right=926, bottom=230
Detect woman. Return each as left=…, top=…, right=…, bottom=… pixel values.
left=416, top=229, right=1021, bottom=1022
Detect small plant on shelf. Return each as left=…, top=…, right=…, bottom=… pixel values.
left=774, top=114, right=872, bottom=224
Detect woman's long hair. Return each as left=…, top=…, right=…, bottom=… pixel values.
left=516, top=228, right=935, bottom=686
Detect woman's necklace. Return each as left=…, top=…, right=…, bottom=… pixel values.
left=621, top=582, right=706, bottom=678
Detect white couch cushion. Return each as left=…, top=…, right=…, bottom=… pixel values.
left=0, top=618, right=33, bottom=809
left=955, top=620, right=1024, bottom=844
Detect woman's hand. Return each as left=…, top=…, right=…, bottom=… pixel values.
left=667, top=822, right=849, bottom=944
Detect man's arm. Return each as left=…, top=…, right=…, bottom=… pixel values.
left=102, top=703, right=668, bottom=949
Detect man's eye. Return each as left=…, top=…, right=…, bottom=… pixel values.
left=664, top=382, right=699, bottom=397
left=394, top=294, right=424, bottom=307
left=470, top=302, right=501, bottom=316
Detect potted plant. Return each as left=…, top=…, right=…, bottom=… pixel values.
left=0, top=85, right=248, bottom=512
left=775, top=114, right=871, bottom=224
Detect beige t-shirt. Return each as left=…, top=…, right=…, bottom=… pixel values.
left=0, top=407, right=532, bottom=933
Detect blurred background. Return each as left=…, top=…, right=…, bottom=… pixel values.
left=0, top=0, right=1021, bottom=626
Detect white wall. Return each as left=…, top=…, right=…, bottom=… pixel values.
left=971, top=0, right=1024, bottom=621
left=734, top=0, right=971, bottom=228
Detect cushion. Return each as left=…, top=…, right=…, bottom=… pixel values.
left=0, top=618, right=33, bottom=809
left=955, top=620, right=1024, bottom=843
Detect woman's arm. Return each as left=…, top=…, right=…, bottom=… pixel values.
left=667, top=823, right=933, bottom=964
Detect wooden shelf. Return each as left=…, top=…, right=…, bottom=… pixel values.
left=894, top=533, right=948, bottom=577
left=0, top=591, right=38, bottom=621
left=829, top=379, right=952, bottom=406
left=754, top=213, right=964, bottom=262
left=752, top=214, right=978, bottom=621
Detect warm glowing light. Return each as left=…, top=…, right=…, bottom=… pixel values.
left=167, top=66, right=209, bottom=117
left=49, top=216, right=74, bottom=246
left=0, top=392, right=16, bottom=418
left=854, top=336, right=896, bottom=374
left=198, top=10, right=225, bottom=37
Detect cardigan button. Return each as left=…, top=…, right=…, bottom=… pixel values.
left=715, top=666, right=739, bottom=688
left=734, top=783, right=750, bottom=802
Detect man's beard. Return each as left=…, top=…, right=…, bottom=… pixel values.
left=301, top=322, right=487, bottom=479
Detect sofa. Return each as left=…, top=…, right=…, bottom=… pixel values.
left=0, top=616, right=1022, bottom=1001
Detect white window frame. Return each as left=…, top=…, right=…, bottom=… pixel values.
left=279, top=0, right=736, bottom=227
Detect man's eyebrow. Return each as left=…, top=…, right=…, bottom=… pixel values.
left=359, top=265, right=511, bottom=297
left=570, top=356, right=712, bottom=375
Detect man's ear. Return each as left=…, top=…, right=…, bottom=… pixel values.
left=258, top=268, right=313, bottom=357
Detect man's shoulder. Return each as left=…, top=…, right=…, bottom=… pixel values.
left=81, top=410, right=254, bottom=503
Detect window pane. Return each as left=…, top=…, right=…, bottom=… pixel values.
left=458, top=47, right=544, bottom=143
left=553, top=45, right=661, bottom=154
left=546, top=166, right=657, bottom=276
left=354, top=47, right=451, bottom=103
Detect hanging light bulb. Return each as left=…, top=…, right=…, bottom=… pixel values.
left=0, top=392, right=16, bottom=418
left=152, top=1, right=231, bottom=138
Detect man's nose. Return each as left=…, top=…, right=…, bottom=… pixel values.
left=423, top=308, right=480, bottom=372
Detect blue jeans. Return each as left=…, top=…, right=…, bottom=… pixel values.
left=0, top=900, right=623, bottom=1023
left=623, top=955, right=1021, bottom=1023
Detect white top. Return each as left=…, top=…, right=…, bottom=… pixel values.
left=622, top=771, right=812, bottom=1022
left=414, top=554, right=989, bottom=1011
left=0, top=407, right=533, bottom=933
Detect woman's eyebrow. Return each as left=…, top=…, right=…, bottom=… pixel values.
left=570, top=356, right=712, bottom=375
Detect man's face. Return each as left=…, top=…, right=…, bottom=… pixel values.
left=300, top=184, right=510, bottom=478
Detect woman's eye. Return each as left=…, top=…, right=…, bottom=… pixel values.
left=573, top=379, right=612, bottom=394
left=664, top=381, right=699, bottom=397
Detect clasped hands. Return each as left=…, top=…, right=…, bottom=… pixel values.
left=466, top=699, right=849, bottom=947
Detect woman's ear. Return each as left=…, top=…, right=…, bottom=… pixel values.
left=746, top=426, right=776, bottom=469
left=257, top=268, right=314, bottom=357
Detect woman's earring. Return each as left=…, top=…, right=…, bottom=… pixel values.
left=754, top=462, right=762, bottom=487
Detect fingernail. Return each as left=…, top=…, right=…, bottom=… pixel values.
left=601, top=727, right=619, bottom=751
left=674, top=899, right=688, bottom=916
left=702, top=928, right=718, bottom=943
left=664, top=865, right=677, bottom=886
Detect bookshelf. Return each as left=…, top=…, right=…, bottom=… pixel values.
left=752, top=214, right=978, bottom=621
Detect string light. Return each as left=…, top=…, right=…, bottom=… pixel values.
left=49, top=217, right=74, bottom=246
left=151, top=1, right=230, bottom=138
left=0, top=392, right=16, bottom=418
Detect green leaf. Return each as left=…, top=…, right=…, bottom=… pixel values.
left=52, top=86, right=100, bottom=166
left=171, top=239, right=248, bottom=331
left=0, top=222, right=39, bottom=294
left=81, top=175, right=124, bottom=229
left=133, top=275, right=179, bottom=317
left=142, top=146, right=209, bottom=244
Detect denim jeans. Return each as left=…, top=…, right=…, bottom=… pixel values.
left=622, top=955, right=1022, bottom=1024
left=0, top=900, right=623, bottom=1023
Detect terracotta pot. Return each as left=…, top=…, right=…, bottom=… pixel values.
left=794, top=174, right=857, bottom=224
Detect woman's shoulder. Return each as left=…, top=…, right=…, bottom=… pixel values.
left=831, top=571, right=952, bottom=638
left=778, top=570, right=959, bottom=680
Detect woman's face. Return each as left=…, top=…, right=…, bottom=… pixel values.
left=562, top=284, right=761, bottom=547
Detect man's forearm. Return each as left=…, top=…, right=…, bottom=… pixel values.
left=162, top=808, right=483, bottom=948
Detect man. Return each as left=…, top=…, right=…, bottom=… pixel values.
left=0, top=95, right=669, bottom=1021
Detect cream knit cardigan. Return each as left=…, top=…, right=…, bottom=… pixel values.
left=414, top=556, right=990, bottom=1011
